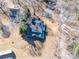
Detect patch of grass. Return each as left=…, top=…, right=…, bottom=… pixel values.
left=73, top=42, right=79, bottom=55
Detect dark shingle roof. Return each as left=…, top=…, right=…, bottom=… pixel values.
left=26, top=18, right=46, bottom=39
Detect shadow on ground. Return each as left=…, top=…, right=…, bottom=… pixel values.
left=21, top=33, right=47, bottom=47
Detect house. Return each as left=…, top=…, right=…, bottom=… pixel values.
left=26, top=18, right=46, bottom=40
left=0, top=50, right=16, bottom=59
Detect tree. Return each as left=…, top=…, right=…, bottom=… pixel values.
left=20, top=8, right=30, bottom=34
left=0, top=0, right=8, bottom=16
left=0, top=21, right=10, bottom=38
left=73, top=42, right=79, bottom=56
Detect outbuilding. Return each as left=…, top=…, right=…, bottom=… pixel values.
left=0, top=50, right=16, bottom=59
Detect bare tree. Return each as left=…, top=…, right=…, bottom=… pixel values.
left=0, top=0, right=8, bottom=16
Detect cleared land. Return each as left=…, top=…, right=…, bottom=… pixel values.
left=0, top=13, right=58, bottom=59
left=0, top=0, right=59, bottom=59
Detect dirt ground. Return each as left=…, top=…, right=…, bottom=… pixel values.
left=0, top=13, right=58, bottom=59
left=0, top=0, right=59, bottom=59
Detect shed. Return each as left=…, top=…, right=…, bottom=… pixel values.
left=0, top=50, right=16, bottom=59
